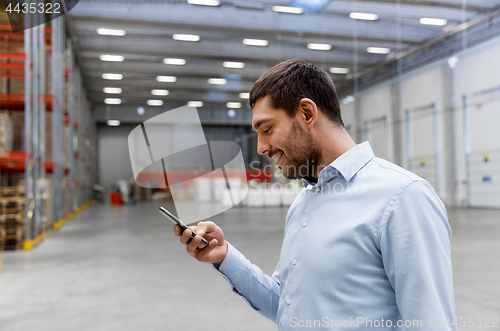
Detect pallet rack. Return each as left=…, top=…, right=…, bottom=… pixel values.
left=0, top=11, right=96, bottom=250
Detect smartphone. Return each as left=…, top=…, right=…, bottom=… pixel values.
left=159, top=206, right=210, bottom=247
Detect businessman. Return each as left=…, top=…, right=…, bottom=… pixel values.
left=174, top=59, right=456, bottom=330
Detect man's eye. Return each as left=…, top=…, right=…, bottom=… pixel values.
left=264, top=126, right=272, bottom=134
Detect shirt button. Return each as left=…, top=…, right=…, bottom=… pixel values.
left=292, top=259, right=297, bottom=265
left=286, top=299, right=291, bottom=305
left=302, top=222, right=307, bottom=227
left=315, top=186, right=321, bottom=192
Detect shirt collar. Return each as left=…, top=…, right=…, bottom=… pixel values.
left=301, top=141, right=375, bottom=187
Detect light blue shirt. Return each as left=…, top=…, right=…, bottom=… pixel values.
left=214, top=141, right=456, bottom=330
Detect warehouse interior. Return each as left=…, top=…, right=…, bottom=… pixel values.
left=1, top=0, right=500, bottom=330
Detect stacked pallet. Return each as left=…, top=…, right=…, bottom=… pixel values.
left=0, top=185, right=25, bottom=250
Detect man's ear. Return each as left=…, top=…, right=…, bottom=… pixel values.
left=298, top=98, right=318, bottom=130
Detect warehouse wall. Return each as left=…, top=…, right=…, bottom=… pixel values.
left=346, top=35, right=500, bottom=208
left=98, top=125, right=135, bottom=185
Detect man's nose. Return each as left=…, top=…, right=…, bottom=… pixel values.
left=257, top=136, right=270, bottom=155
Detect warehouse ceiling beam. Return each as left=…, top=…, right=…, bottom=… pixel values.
left=349, top=0, right=489, bottom=13
left=75, top=37, right=376, bottom=66
left=68, top=3, right=427, bottom=43
left=69, top=15, right=419, bottom=46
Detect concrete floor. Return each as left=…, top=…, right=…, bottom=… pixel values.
left=0, top=202, right=498, bottom=331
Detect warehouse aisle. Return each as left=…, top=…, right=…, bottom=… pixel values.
left=0, top=202, right=285, bottom=331
left=0, top=203, right=498, bottom=331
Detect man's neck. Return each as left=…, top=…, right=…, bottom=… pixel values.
left=312, top=126, right=357, bottom=182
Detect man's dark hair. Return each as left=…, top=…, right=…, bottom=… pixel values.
left=249, top=58, right=344, bottom=127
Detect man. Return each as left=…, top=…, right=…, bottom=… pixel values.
left=174, top=59, right=456, bottom=330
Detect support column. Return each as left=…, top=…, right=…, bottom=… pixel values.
left=442, top=64, right=458, bottom=206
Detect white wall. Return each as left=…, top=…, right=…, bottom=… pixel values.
left=346, top=35, right=500, bottom=207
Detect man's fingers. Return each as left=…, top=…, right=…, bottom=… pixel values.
left=195, top=239, right=218, bottom=261
left=186, top=235, right=202, bottom=255
left=179, top=228, right=193, bottom=245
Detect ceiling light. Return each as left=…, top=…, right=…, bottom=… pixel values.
left=103, top=87, right=122, bottom=94
left=187, top=0, right=220, bottom=6
left=173, top=34, right=200, bottom=42
left=307, top=43, right=332, bottom=51
left=329, top=67, right=350, bottom=74
left=367, top=46, right=391, bottom=54
left=342, top=96, right=355, bottom=105
left=349, top=12, right=378, bottom=21
left=147, top=100, right=163, bottom=106
left=188, top=101, right=203, bottom=108
left=163, top=58, right=186, bottom=65
left=420, top=17, right=448, bottom=26
left=448, top=56, right=459, bottom=69
left=239, top=92, right=249, bottom=99
left=208, top=78, right=227, bottom=85
left=157, top=76, right=177, bottom=83
left=151, top=89, right=169, bottom=96
left=223, top=61, right=245, bottom=69
left=226, top=102, right=241, bottom=108
left=102, top=73, right=123, bottom=80
left=107, top=120, right=120, bottom=126
left=242, top=39, right=269, bottom=47
left=104, top=98, right=122, bottom=105
left=100, top=55, right=124, bottom=62
left=97, top=28, right=126, bottom=36
left=272, top=5, right=303, bottom=14
left=228, top=109, right=235, bottom=118
left=137, top=107, right=145, bottom=115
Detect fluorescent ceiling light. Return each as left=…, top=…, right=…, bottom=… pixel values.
left=367, top=46, right=391, bottom=54
left=107, top=120, right=120, bottom=126
left=151, top=89, right=169, bottom=96
left=329, top=67, right=350, bottom=74
left=226, top=102, right=241, bottom=108
left=272, top=5, right=303, bottom=14
left=102, top=73, right=123, bottom=80
left=163, top=58, right=186, bottom=65
left=104, top=98, right=122, bottom=105
left=420, top=17, right=448, bottom=26
left=342, top=95, right=355, bottom=105
left=147, top=100, right=163, bottom=106
left=307, top=43, right=332, bottom=51
left=100, top=55, right=124, bottom=62
left=103, top=87, right=122, bottom=94
left=137, top=107, right=145, bottom=115
left=208, top=78, right=227, bottom=85
left=188, top=101, right=203, bottom=108
left=173, top=34, right=200, bottom=42
left=239, top=92, right=249, bottom=99
left=157, top=76, right=177, bottom=83
left=223, top=61, right=245, bottom=69
left=187, top=0, right=220, bottom=6
left=243, top=38, right=269, bottom=47
left=97, top=28, right=126, bottom=36
left=349, top=12, right=378, bottom=21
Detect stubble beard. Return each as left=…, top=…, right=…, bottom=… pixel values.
left=279, top=121, right=322, bottom=182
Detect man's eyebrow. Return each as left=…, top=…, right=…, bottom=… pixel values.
left=252, top=119, right=270, bottom=132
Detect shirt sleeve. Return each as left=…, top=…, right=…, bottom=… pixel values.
left=380, top=180, right=457, bottom=331
left=212, top=242, right=280, bottom=323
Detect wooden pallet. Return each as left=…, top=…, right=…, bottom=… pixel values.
left=0, top=213, right=23, bottom=224
left=2, top=239, right=23, bottom=251
left=0, top=197, right=25, bottom=209
left=0, top=207, right=22, bottom=215
left=0, top=186, right=25, bottom=197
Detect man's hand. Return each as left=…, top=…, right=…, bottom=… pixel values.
left=173, top=221, right=228, bottom=266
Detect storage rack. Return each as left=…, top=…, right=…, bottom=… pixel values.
left=0, top=12, right=96, bottom=250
